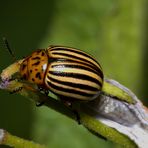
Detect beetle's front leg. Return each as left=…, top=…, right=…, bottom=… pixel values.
left=59, top=97, right=81, bottom=124
left=9, top=86, right=23, bottom=94
left=36, top=86, right=51, bottom=107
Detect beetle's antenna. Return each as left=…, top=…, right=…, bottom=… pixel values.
left=2, top=37, right=16, bottom=61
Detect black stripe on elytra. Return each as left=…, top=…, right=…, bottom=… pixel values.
left=47, top=57, right=101, bottom=77
left=21, top=64, right=27, bottom=71
left=51, top=63, right=103, bottom=79
left=47, top=81, right=94, bottom=97
left=53, top=58, right=103, bottom=78
left=50, top=47, right=101, bottom=67
left=48, top=58, right=57, bottom=64
left=35, top=72, right=42, bottom=80
left=41, top=52, right=45, bottom=56
left=51, top=52, right=100, bottom=72
left=47, top=76, right=99, bottom=91
left=49, top=71, right=102, bottom=87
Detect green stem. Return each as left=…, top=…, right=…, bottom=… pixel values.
left=0, top=70, right=138, bottom=147
left=79, top=112, right=137, bottom=148
left=10, top=80, right=137, bottom=147
left=0, top=130, right=47, bottom=148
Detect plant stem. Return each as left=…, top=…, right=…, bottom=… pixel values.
left=0, top=129, right=47, bottom=148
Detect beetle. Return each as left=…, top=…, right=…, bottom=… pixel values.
left=19, top=45, right=104, bottom=103
left=1, top=39, right=136, bottom=106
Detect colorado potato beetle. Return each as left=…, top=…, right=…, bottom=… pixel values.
left=19, top=45, right=104, bottom=102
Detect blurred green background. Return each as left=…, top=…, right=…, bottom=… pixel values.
left=0, top=0, right=147, bottom=148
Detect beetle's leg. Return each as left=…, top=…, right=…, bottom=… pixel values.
left=59, top=97, right=81, bottom=124
left=73, top=110, right=81, bottom=124
left=9, top=86, right=23, bottom=94
left=4, top=78, right=24, bottom=94
left=60, top=99, right=72, bottom=107
left=36, top=86, right=45, bottom=107
left=36, top=86, right=51, bottom=107
left=44, top=90, right=49, bottom=96
left=37, top=86, right=49, bottom=95
left=38, top=86, right=43, bottom=92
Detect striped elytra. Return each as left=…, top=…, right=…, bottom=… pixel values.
left=20, top=46, right=104, bottom=101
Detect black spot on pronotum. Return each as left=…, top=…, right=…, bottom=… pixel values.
left=41, top=52, right=45, bottom=56
left=36, top=50, right=42, bottom=54
left=23, top=74, right=27, bottom=80
left=21, top=64, right=27, bottom=71
left=35, top=72, right=42, bottom=80
left=32, top=78, right=35, bottom=81
left=32, top=57, right=41, bottom=60
left=32, top=61, right=40, bottom=66
left=30, top=70, right=32, bottom=73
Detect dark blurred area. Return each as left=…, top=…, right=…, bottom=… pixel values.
left=0, top=0, right=56, bottom=147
